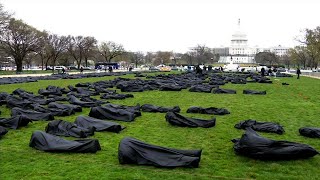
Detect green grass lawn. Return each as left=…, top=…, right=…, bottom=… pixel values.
left=1, top=73, right=320, bottom=179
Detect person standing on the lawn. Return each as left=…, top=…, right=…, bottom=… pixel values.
left=296, top=68, right=301, bottom=79
left=261, top=67, right=265, bottom=77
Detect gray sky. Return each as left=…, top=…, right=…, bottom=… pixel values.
left=1, top=0, right=319, bottom=53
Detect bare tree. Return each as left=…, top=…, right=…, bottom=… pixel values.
left=0, top=18, right=42, bottom=72
left=288, top=46, right=309, bottom=69
left=98, top=41, right=125, bottom=63
left=23, top=52, right=37, bottom=68
left=129, top=51, right=144, bottom=68
left=83, top=36, right=97, bottom=67
left=144, top=52, right=154, bottom=65
left=182, top=51, right=196, bottom=65
left=191, top=44, right=213, bottom=64
left=67, top=36, right=85, bottom=69
left=47, top=34, right=69, bottom=71
left=255, top=52, right=278, bottom=65
left=34, top=31, right=51, bottom=70
left=171, top=52, right=183, bottom=66
left=297, top=27, right=320, bottom=69
left=154, top=51, right=172, bottom=65
left=279, top=55, right=291, bottom=69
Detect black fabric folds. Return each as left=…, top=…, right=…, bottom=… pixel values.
left=11, top=107, right=54, bottom=121
left=0, top=126, right=8, bottom=137
left=212, top=88, right=236, bottom=94
left=68, top=95, right=99, bottom=107
left=243, top=90, right=266, bottom=95
left=6, top=96, right=33, bottom=108
left=48, top=102, right=82, bottom=113
left=0, top=115, right=32, bottom=129
left=232, top=128, right=318, bottom=160
left=299, top=127, right=320, bottom=138
left=89, top=104, right=141, bottom=122
left=118, top=137, right=202, bottom=168
left=45, top=120, right=94, bottom=138
left=141, top=104, right=181, bottom=113
left=186, top=106, right=230, bottom=115
left=234, top=119, right=284, bottom=134
left=29, top=131, right=101, bottom=153
left=165, top=112, right=216, bottom=128
left=75, top=116, right=125, bottom=133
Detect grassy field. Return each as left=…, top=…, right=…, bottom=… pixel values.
left=0, top=72, right=320, bottom=180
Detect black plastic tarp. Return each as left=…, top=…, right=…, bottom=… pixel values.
left=0, top=126, right=8, bottom=137
left=11, top=107, right=54, bottom=121
left=188, top=85, right=216, bottom=93
left=299, top=127, right=320, bottom=138
left=45, top=120, right=94, bottom=138
left=48, top=102, right=82, bottom=113
left=89, top=104, right=141, bottom=122
left=30, top=103, right=74, bottom=116
left=0, top=115, right=32, bottom=129
left=212, top=88, right=236, bottom=94
left=74, top=115, right=125, bottom=133
left=118, top=137, right=202, bottom=168
left=100, top=93, right=134, bottom=100
left=243, top=90, right=266, bottom=95
left=89, top=105, right=138, bottom=122
left=159, top=84, right=182, bottom=91
left=6, top=95, right=33, bottom=109
left=232, top=128, right=318, bottom=160
left=141, top=104, right=181, bottom=113
left=68, top=95, right=99, bottom=107
left=165, top=112, right=216, bottom=128
left=187, top=106, right=230, bottom=115
left=29, top=131, right=101, bottom=153
left=234, top=119, right=284, bottom=134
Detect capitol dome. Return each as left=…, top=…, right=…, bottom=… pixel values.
left=231, top=19, right=248, bottom=41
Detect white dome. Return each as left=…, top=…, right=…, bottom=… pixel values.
left=231, top=31, right=247, bottom=40
left=231, top=19, right=247, bottom=41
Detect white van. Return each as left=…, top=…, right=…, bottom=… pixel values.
left=54, top=66, right=66, bottom=70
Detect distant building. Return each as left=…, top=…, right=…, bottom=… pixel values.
left=211, top=47, right=229, bottom=56
left=218, top=19, right=255, bottom=64
left=270, top=45, right=290, bottom=57
left=216, top=19, right=290, bottom=64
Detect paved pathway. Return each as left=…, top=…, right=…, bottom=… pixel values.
left=285, top=72, right=320, bottom=79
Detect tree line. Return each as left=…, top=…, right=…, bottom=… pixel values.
left=0, top=4, right=219, bottom=72
left=3, top=3, right=319, bottom=72
left=255, top=27, right=320, bottom=70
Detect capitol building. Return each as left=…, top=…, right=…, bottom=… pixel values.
left=214, top=19, right=290, bottom=64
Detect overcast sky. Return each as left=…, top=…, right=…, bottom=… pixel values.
left=1, top=0, right=319, bottom=53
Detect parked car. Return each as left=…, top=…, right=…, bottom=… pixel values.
left=68, top=66, right=78, bottom=70
left=54, top=66, right=66, bottom=70
left=149, top=66, right=159, bottom=71
left=46, top=66, right=53, bottom=70
left=82, top=66, right=92, bottom=70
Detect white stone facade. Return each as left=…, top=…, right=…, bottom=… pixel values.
left=217, top=19, right=290, bottom=64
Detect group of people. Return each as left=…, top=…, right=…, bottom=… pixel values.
left=260, top=67, right=301, bottom=79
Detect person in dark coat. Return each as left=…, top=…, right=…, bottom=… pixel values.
left=268, top=68, right=272, bottom=76
left=195, top=65, right=202, bottom=74
left=203, top=65, right=207, bottom=71
left=261, top=68, right=265, bottom=77
left=296, top=68, right=301, bottom=79
left=108, top=66, right=113, bottom=73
